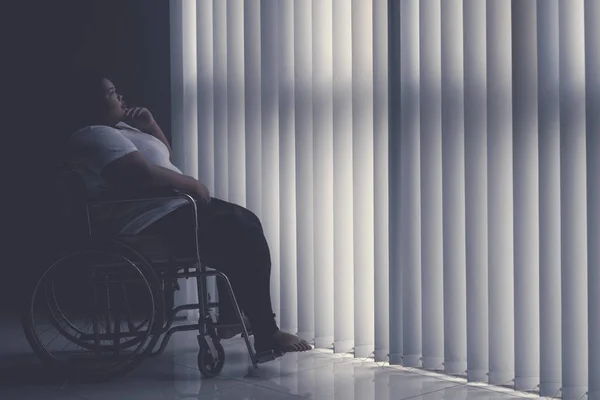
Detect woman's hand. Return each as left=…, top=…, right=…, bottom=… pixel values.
left=124, top=107, right=156, bottom=132
left=193, top=180, right=212, bottom=205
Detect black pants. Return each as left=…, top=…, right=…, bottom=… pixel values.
left=143, top=197, right=279, bottom=341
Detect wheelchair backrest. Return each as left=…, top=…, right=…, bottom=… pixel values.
left=52, top=162, right=90, bottom=232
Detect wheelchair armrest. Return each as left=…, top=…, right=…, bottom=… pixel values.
left=89, top=189, right=198, bottom=209
left=86, top=189, right=201, bottom=237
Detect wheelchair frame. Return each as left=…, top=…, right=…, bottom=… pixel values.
left=24, top=167, right=281, bottom=380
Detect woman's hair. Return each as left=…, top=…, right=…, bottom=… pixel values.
left=46, top=69, right=111, bottom=159
left=34, top=69, right=111, bottom=163
left=66, top=70, right=109, bottom=128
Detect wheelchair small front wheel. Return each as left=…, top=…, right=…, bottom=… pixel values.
left=197, top=336, right=225, bottom=378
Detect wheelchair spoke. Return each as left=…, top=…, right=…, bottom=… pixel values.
left=113, top=312, right=121, bottom=355
left=46, top=330, right=63, bottom=348
left=121, top=282, right=135, bottom=332
left=76, top=315, right=94, bottom=345
left=82, top=315, right=93, bottom=332
left=90, top=277, right=102, bottom=357
left=61, top=335, right=76, bottom=352
left=104, top=283, right=113, bottom=338
left=36, top=323, right=56, bottom=337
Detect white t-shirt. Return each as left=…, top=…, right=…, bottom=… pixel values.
left=69, top=122, right=188, bottom=234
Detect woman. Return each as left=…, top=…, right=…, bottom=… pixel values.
left=66, top=70, right=311, bottom=354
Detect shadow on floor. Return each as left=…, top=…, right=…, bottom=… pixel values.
left=0, top=360, right=66, bottom=386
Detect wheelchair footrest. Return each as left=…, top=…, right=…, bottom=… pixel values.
left=254, top=349, right=285, bottom=365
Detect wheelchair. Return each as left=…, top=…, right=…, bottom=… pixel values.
left=22, top=163, right=282, bottom=382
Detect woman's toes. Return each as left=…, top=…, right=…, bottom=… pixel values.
left=269, top=330, right=313, bottom=353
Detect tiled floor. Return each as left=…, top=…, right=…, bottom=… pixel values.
left=1, top=312, right=544, bottom=400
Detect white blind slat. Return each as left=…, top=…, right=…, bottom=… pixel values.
left=486, top=0, right=515, bottom=386
left=352, top=0, right=376, bottom=359
left=196, top=0, right=215, bottom=193
left=512, top=0, right=540, bottom=391
left=585, top=1, right=600, bottom=399
left=463, top=0, right=489, bottom=383
left=278, top=0, right=298, bottom=335
left=419, top=0, right=444, bottom=371
left=373, top=0, right=390, bottom=363
left=213, top=0, right=229, bottom=200
left=294, top=0, right=315, bottom=342
left=388, top=0, right=403, bottom=366
left=332, top=0, right=355, bottom=355
left=227, top=0, right=246, bottom=206
left=441, top=0, right=467, bottom=376
left=399, top=0, right=422, bottom=368
left=559, top=1, right=589, bottom=399
left=244, top=0, right=262, bottom=216
left=312, top=0, right=334, bottom=349
left=537, top=0, right=562, bottom=395
left=260, top=0, right=281, bottom=327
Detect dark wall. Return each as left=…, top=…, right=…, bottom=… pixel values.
left=4, top=0, right=171, bottom=311
left=71, top=0, right=172, bottom=137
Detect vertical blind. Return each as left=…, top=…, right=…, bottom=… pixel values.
left=170, top=1, right=598, bottom=399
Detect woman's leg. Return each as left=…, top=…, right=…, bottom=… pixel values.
left=198, top=207, right=279, bottom=343
left=201, top=200, right=311, bottom=352
left=141, top=200, right=261, bottom=328
left=207, top=198, right=263, bottom=328
left=145, top=198, right=311, bottom=352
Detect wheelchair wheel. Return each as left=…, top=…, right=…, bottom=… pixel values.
left=197, top=336, right=225, bottom=378
left=23, top=239, right=163, bottom=381
left=43, top=273, right=150, bottom=352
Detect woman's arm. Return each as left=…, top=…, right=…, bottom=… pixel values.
left=102, top=152, right=209, bottom=201
left=124, top=107, right=172, bottom=156
left=144, top=121, right=172, bottom=156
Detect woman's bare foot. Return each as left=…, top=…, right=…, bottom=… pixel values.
left=256, top=330, right=312, bottom=353
left=217, top=315, right=252, bottom=339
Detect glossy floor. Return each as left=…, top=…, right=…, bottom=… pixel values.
left=1, top=313, right=544, bottom=400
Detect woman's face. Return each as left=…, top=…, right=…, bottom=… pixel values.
left=99, top=78, right=126, bottom=124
